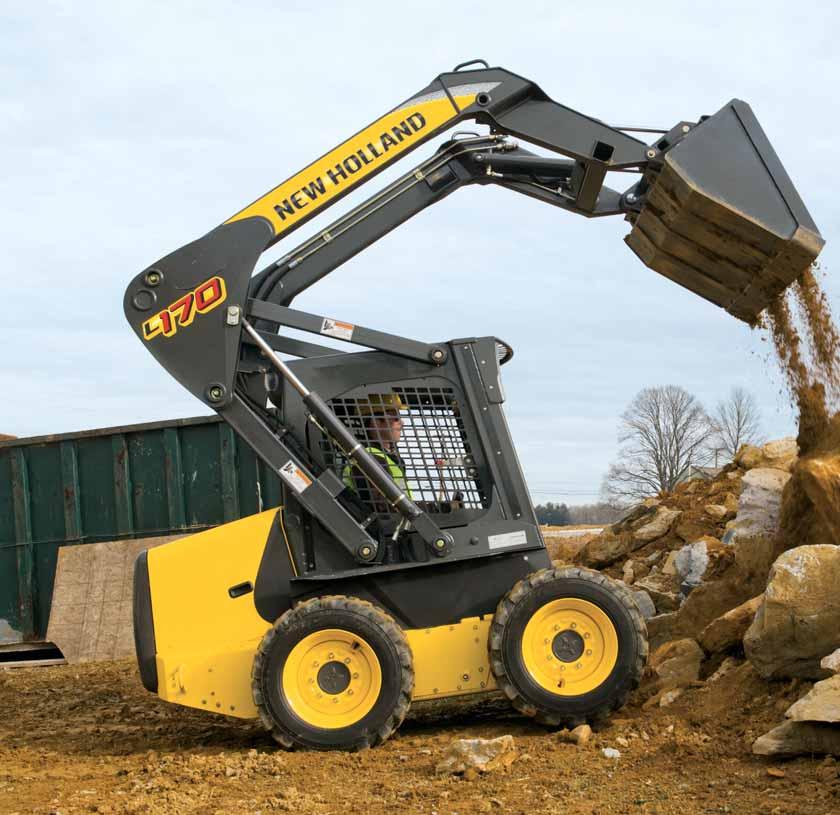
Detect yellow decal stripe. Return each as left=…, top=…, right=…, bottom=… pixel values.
left=225, top=92, right=476, bottom=235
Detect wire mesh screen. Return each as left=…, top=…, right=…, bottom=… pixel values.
left=319, top=386, right=486, bottom=517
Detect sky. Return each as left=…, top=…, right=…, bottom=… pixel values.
left=2, top=1, right=838, bottom=505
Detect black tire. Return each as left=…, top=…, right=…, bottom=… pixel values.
left=252, top=595, right=413, bottom=750
left=489, top=566, right=647, bottom=727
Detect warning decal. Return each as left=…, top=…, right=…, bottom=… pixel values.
left=321, top=318, right=355, bottom=341
left=487, top=530, right=528, bottom=550
left=279, top=460, right=313, bottom=494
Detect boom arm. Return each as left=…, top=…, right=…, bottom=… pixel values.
left=124, top=60, right=823, bottom=564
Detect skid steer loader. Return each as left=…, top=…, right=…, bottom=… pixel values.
left=125, top=61, right=823, bottom=750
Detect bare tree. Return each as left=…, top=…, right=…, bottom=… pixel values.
left=602, top=385, right=715, bottom=503
left=712, top=387, right=763, bottom=461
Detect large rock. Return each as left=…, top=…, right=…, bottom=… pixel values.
left=668, top=576, right=752, bottom=643
left=744, top=545, right=840, bottom=679
left=753, top=673, right=840, bottom=757
left=634, top=507, right=682, bottom=543
left=735, top=438, right=798, bottom=472
left=645, top=612, right=679, bottom=651
left=435, top=735, right=517, bottom=774
left=726, top=468, right=792, bottom=596
left=698, top=595, right=762, bottom=654
left=786, top=675, right=840, bottom=723
left=578, top=527, right=635, bottom=569
left=633, top=572, right=680, bottom=613
left=752, top=721, right=840, bottom=757
left=673, top=536, right=734, bottom=591
left=650, top=638, right=703, bottom=689
left=731, top=468, right=791, bottom=540
left=822, top=648, right=840, bottom=674
left=704, top=504, right=730, bottom=521
left=798, top=453, right=840, bottom=546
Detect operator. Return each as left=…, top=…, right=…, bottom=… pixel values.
left=342, top=394, right=411, bottom=514
left=342, top=394, right=464, bottom=517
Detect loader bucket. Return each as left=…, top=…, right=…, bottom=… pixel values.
left=626, top=100, right=824, bottom=324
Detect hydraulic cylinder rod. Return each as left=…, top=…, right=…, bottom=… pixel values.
left=241, top=321, right=451, bottom=554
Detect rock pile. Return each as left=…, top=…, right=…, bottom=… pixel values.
left=570, top=426, right=840, bottom=757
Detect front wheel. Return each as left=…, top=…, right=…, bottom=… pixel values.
left=489, top=566, right=647, bottom=727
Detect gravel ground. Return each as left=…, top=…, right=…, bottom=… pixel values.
left=1, top=658, right=838, bottom=815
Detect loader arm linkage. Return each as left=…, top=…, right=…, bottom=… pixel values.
left=124, top=60, right=823, bottom=566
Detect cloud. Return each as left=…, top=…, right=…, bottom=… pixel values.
left=3, top=1, right=836, bottom=503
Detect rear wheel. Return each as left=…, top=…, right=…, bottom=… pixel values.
left=252, top=595, right=413, bottom=750
left=489, top=567, right=647, bottom=727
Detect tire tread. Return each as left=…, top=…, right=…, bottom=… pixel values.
left=251, top=595, right=413, bottom=750
left=489, top=566, right=647, bottom=728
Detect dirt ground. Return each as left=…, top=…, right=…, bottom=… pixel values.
left=1, top=659, right=837, bottom=815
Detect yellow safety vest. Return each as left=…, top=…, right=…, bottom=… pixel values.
left=342, top=446, right=413, bottom=499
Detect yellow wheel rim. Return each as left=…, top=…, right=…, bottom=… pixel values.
left=281, top=628, right=382, bottom=729
left=520, top=598, right=619, bottom=696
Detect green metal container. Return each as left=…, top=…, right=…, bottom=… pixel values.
left=0, top=416, right=282, bottom=647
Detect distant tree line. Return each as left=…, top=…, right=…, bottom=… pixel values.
left=534, top=502, right=626, bottom=526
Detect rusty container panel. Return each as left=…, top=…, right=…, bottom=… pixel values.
left=0, top=416, right=282, bottom=645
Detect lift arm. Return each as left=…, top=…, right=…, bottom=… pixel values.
left=124, top=60, right=823, bottom=564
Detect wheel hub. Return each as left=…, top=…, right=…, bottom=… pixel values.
left=317, top=661, right=352, bottom=694
left=281, top=628, right=382, bottom=729
left=520, top=598, right=619, bottom=696
left=551, top=629, right=585, bottom=663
